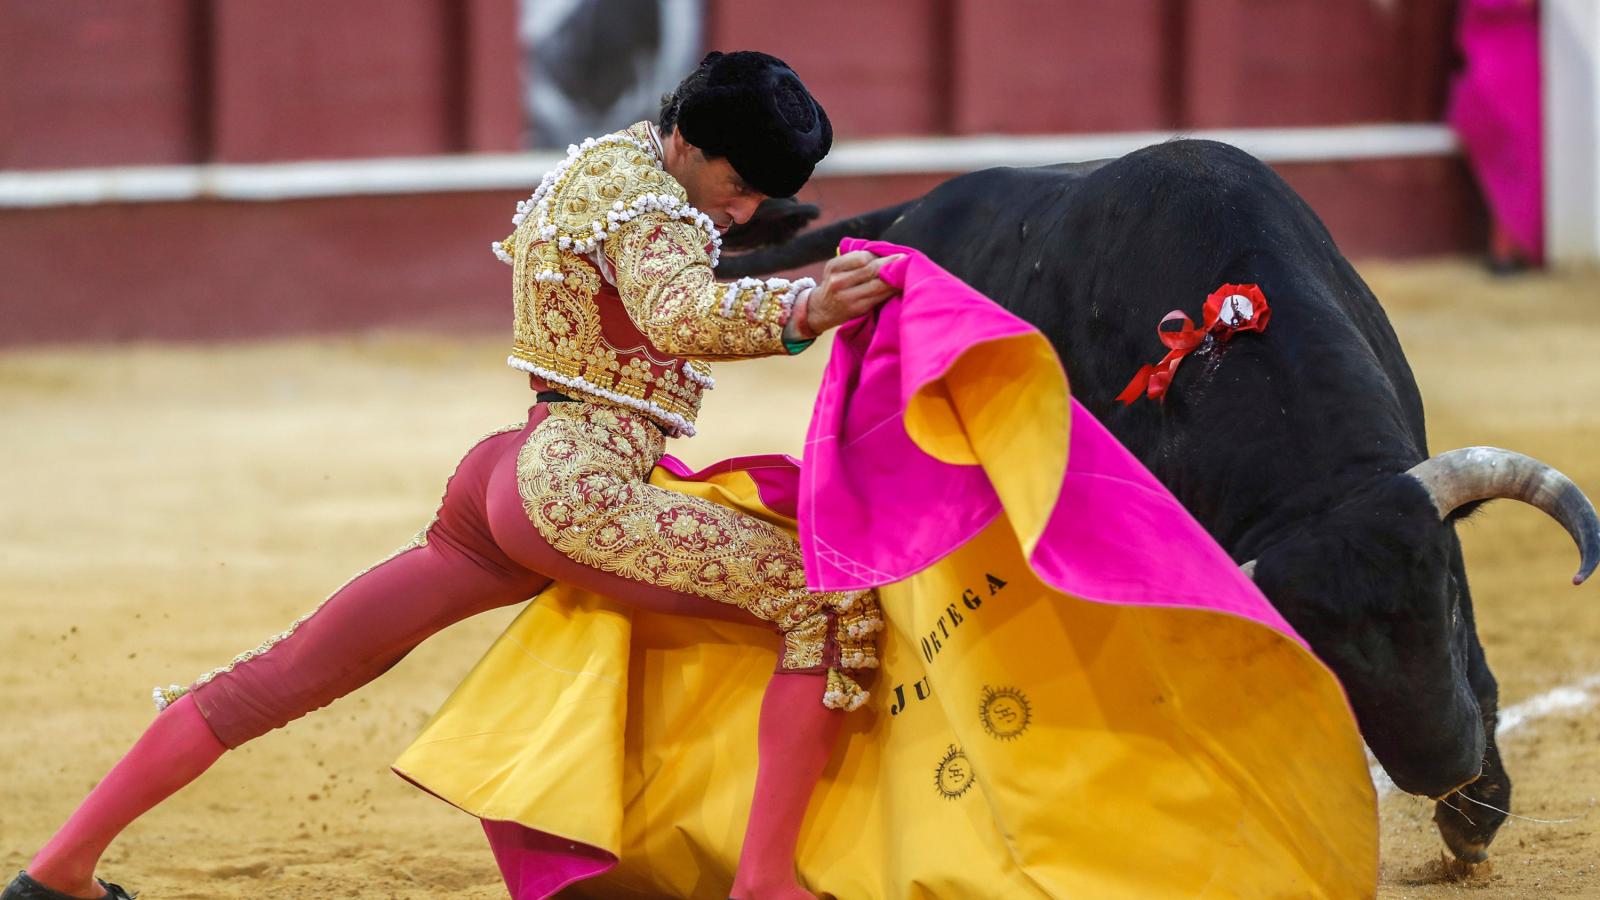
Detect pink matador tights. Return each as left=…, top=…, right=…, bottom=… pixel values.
left=27, top=401, right=859, bottom=900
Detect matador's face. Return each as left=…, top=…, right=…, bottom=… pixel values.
left=661, top=128, right=770, bottom=234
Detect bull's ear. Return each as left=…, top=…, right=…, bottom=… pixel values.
left=1244, top=531, right=1361, bottom=637
left=721, top=196, right=821, bottom=251
left=1242, top=541, right=1308, bottom=628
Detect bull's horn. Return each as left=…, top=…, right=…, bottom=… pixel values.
left=1240, top=559, right=1257, bottom=579
left=1406, top=446, right=1600, bottom=585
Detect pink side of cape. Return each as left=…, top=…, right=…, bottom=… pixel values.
left=482, top=820, right=616, bottom=899
left=801, top=239, right=1300, bottom=643
left=656, top=451, right=804, bottom=520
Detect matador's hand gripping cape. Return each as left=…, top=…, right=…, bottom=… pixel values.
left=395, top=244, right=1377, bottom=898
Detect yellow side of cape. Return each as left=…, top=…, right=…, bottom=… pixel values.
left=394, top=331, right=1376, bottom=899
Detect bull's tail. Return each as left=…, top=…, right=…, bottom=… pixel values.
left=716, top=199, right=917, bottom=278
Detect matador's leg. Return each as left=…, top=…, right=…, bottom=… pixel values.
left=23, top=427, right=550, bottom=898
left=485, top=403, right=882, bottom=898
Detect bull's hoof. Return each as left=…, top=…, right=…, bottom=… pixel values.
left=1433, top=797, right=1498, bottom=863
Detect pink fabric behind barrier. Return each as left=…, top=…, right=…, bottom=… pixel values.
left=1447, top=0, right=1543, bottom=262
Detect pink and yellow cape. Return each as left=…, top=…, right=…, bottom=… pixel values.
left=393, top=241, right=1377, bottom=898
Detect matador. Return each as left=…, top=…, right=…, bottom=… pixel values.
left=8, top=51, right=898, bottom=900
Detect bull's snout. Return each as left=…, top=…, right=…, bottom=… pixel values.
left=1377, top=719, right=1487, bottom=800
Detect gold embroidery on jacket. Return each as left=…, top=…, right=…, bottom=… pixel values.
left=504, top=122, right=805, bottom=434
left=525, top=257, right=602, bottom=361
left=605, top=220, right=788, bottom=359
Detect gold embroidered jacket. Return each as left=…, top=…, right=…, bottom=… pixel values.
left=494, top=122, right=815, bottom=437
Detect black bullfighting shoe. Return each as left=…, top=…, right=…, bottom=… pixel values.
left=2, top=871, right=136, bottom=900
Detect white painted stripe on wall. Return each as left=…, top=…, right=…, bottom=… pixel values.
left=1369, top=672, right=1600, bottom=799
left=0, top=123, right=1457, bottom=209
left=0, top=153, right=565, bottom=207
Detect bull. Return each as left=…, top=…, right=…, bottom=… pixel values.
left=720, top=140, right=1600, bottom=861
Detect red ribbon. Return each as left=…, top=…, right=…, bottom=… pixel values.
left=1116, top=283, right=1272, bottom=406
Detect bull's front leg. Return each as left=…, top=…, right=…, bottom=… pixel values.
left=1434, top=632, right=1509, bottom=862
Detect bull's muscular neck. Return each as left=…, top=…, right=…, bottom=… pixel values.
left=878, top=141, right=1430, bottom=562
left=1089, top=317, right=1427, bottom=560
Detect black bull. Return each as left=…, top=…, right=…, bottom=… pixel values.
left=721, top=140, right=1600, bottom=861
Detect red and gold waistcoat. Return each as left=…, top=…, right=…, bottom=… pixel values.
left=493, top=122, right=814, bottom=437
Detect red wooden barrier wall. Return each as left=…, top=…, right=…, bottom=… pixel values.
left=708, top=0, right=1458, bottom=136
left=0, top=0, right=523, bottom=169
left=210, top=1, right=461, bottom=162
left=1182, top=0, right=1456, bottom=127
left=0, top=0, right=204, bottom=168
left=949, top=0, right=1179, bottom=133
left=704, top=0, right=952, bottom=136
left=3, top=0, right=1459, bottom=167
left=0, top=0, right=1481, bottom=345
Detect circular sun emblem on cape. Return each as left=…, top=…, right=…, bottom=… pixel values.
left=934, top=744, right=975, bottom=800
left=979, top=685, right=1032, bottom=741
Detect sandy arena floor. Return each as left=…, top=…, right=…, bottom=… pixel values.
left=3, top=259, right=1599, bottom=898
